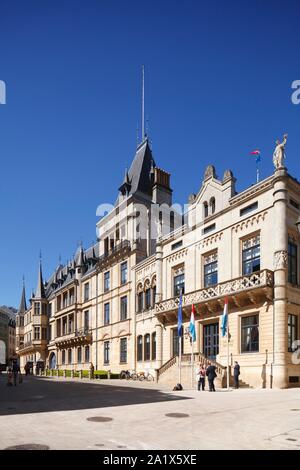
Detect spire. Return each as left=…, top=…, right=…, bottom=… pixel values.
left=35, top=254, right=46, bottom=299
left=76, top=245, right=85, bottom=268
left=119, top=167, right=132, bottom=195
left=18, top=277, right=27, bottom=314
left=142, top=64, right=145, bottom=143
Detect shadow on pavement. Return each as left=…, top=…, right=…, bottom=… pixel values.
left=0, top=376, right=191, bottom=416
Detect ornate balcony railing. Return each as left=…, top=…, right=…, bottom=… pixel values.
left=55, top=328, right=92, bottom=347
left=156, top=269, right=274, bottom=314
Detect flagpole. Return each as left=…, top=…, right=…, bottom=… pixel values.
left=179, top=333, right=182, bottom=385
left=256, top=158, right=260, bottom=183
left=191, top=339, right=194, bottom=389
left=227, top=324, right=230, bottom=390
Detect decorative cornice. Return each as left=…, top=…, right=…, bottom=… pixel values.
left=232, top=211, right=268, bottom=234
left=166, top=248, right=188, bottom=264
left=197, top=232, right=223, bottom=250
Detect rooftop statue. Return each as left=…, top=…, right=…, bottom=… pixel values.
left=273, top=134, right=287, bottom=170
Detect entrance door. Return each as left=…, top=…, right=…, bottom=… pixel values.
left=172, top=328, right=184, bottom=356
left=203, top=323, right=219, bottom=360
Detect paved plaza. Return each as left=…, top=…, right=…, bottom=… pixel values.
left=0, top=375, right=300, bottom=450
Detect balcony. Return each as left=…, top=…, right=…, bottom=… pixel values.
left=155, top=269, right=274, bottom=322
left=97, top=240, right=131, bottom=269
left=55, top=328, right=92, bottom=348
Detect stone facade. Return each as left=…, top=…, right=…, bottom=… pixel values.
left=15, top=139, right=300, bottom=388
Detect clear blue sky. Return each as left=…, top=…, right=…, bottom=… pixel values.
left=0, top=0, right=299, bottom=308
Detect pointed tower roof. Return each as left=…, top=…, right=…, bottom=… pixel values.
left=121, top=138, right=155, bottom=196
left=18, top=280, right=27, bottom=314
left=76, top=246, right=85, bottom=267
left=35, top=259, right=46, bottom=299
left=118, top=168, right=132, bottom=195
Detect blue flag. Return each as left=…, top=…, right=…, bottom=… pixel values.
left=221, top=297, right=228, bottom=337
left=177, top=293, right=183, bottom=337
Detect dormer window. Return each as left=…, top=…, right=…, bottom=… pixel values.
left=210, top=197, right=216, bottom=215
left=203, top=202, right=208, bottom=218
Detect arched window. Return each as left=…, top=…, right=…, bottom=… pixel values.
left=144, top=334, right=150, bottom=361
left=151, top=332, right=156, bottom=360
left=137, top=335, right=143, bottom=361
left=203, top=202, right=208, bottom=218
left=210, top=197, right=216, bottom=215
left=77, top=347, right=82, bottom=363
left=85, top=345, right=90, bottom=363
left=170, top=211, right=175, bottom=232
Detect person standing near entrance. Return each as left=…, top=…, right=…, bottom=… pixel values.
left=234, top=361, right=240, bottom=389
left=12, top=359, right=19, bottom=386
left=206, top=362, right=217, bottom=391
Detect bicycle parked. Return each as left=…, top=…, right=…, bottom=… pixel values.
left=137, top=371, right=154, bottom=381
left=119, top=369, right=138, bottom=380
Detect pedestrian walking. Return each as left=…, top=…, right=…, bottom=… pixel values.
left=234, top=361, right=240, bottom=389
left=7, top=368, right=13, bottom=386
left=206, top=362, right=217, bottom=392
left=196, top=363, right=206, bottom=391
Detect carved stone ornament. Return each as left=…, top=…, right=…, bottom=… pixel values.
left=204, top=165, right=216, bottom=181
left=273, top=250, right=288, bottom=270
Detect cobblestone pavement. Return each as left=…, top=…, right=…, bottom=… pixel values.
left=1, top=375, right=300, bottom=450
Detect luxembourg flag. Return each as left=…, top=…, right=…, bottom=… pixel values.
left=189, top=304, right=196, bottom=342
left=221, top=297, right=229, bottom=337
left=250, top=149, right=261, bottom=163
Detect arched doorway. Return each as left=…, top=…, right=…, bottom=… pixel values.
left=0, top=340, right=6, bottom=365
left=49, top=352, right=56, bottom=369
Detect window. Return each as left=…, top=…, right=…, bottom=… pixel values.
left=120, top=337, right=127, bottom=363
left=34, top=327, right=40, bottom=340
left=68, top=315, right=73, bottom=334
left=34, top=302, right=40, bottom=315
left=152, top=285, right=156, bottom=306
left=69, top=288, right=74, bottom=305
left=68, top=348, right=72, bottom=364
left=144, top=334, right=150, bottom=361
left=104, top=271, right=110, bottom=292
left=62, top=350, right=65, bottom=364
left=204, top=252, right=218, bottom=287
left=171, top=241, right=183, bottom=251
left=288, top=314, right=298, bottom=352
left=210, top=197, right=216, bottom=214
left=242, top=235, right=260, bottom=275
left=145, top=288, right=151, bottom=310
left=77, top=347, right=82, bottom=363
left=120, top=296, right=127, bottom=321
left=104, top=341, right=110, bottom=365
left=241, top=315, right=259, bottom=352
left=63, top=317, right=67, bottom=335
left=84, top=310, right=89, bottom=330
left=104, top=237, right=109, bottom=255
left=42, top=328, right=47, bottom=340
left=288, top=240, right=298, bottom=285
left=170, top=212, right=175, bottom=232
left=121, top=262, right=128, bottom=285
left=151, top=332, right=156, bottom=360
left=63, top=292, right=68, bottom=308
left=84, top=283, right=89, bottom=302
left=104, top=303, right=110, bottom=325
left=290, top=199, right=299, bottom=209
left=137, top=291, right=143, bottom=312
left=203, top=223, right=216, bottom=235
left=57, top=296, right=61, bottom=312
left=240, top=201, right=258, bottom=217
left=85, top=345, right=90, bottom=362
left=203, top=202, right=208, bottom=218
left=173, top=266, right=185, bottom=296
left=137, top=336, right=143, bottom=361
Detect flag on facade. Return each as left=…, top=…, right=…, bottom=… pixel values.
left=221, top=297, right=228, bottom=337
left=250, top=149, right=261, bottom=163
left=177, top=292, right=183, bottom=337
left=189, top=304, right=196, bottom=342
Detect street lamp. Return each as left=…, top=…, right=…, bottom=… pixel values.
left=296, top=216, right=300, bottom=234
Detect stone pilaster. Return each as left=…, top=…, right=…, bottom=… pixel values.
left=272, top=168, right=288, bottom=388
left=155, top=323, right=163, bottom=368
left=155, top=242, right=163, bottom=302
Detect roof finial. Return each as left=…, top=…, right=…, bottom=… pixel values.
left=142, top=64, right=145, bottom=142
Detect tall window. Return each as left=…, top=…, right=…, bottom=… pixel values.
left=104, top=271, right=110, bottom=292
left=151, top=332, right=156, bottom=360
left=288, top=314, right=298, bottom=352
left=63, top=292, right=68, bottom=308
left=242, top=235, right=260, bottom=275
left=69, top=288, right=74, bottom=305
left=84, top=310, right=89, bottom=330
left=288, top=240, right=298, bottom=285
left=85, top=345, right=90, bottom=362
left=145, top=287, right=151, bottom=310
left=104, top=303, right=110, bottom=325
left=34, top=327, right=40, bottom=340
left=203, top=202, right=208, bottom=218
left=241, top=315, right=259, bottom=352
left=120, top=337, right=127, bottom=363
left=121, top=262, right=128, bottom=285
left=204, top=252, right=218, bottom=287
left=77, top=347, right=82, bottom=363
left=173, top=266, right=185, bottom=296
left=104, top=341, right=110, bottom=365
left=84, top=283, right=90, bottom=302
left=120, top=296, right=127, bottom=321
left=152, top=285, right=156, bottom=307
left=62, top=350, right=65, bottom=364
left=137, top=291, right=143, bottom=312
left=34, top=302, right=40, bottom=315
left=210, top=197, right=216, bottom=215
left=137, top=336, right=143, bottom=361
left=144, top=334, right=150, bottom=361
left=68, top=314, right=73, bottom=334
left=68, top=348, right=72, bottom=364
